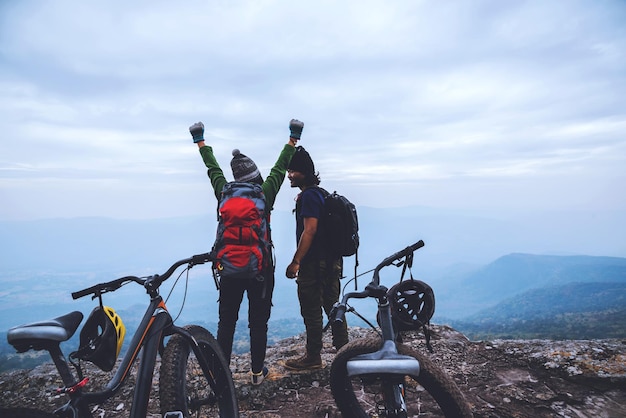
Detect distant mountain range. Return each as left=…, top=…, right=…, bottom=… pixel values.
left=434, top=253, right=626, bottom=340
left=1, top=209, right=625, bottom=368
left=2, top=205, right=625, bottom=273
left=435, top=253, right=626, bottom=318
left=1, top=249, right=625, bottom=372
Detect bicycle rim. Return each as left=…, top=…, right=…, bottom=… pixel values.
left=160, top=325, right=239, bottom=417
left=330, top=337, right=472, bottom=418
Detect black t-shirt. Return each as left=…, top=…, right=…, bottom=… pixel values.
left=295, top=187, right=326, bottom=262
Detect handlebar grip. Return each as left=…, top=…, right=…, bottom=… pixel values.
left=334, top=304, right=347, bottom=324
left=191, top=252, right=214, bottom=265
left=72, top=285, right=100, bottom=300
left=377, top=240, right=425, bottom=270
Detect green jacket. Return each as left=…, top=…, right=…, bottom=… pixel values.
left=199, top=144, right=295, bottom=211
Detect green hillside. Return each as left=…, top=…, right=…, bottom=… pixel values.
left=449, top=282, right=626, bottom=340
left=437, top=253, right=626, bottom=318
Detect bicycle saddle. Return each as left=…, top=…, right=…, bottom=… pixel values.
left=346, top=340, right=421, bottom=376
left=7, top=311, right=84, bottom=352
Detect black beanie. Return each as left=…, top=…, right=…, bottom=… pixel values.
left=287, top=146, right=315, bottom=175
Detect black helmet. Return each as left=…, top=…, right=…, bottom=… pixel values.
left=74, top=306, right=126, bottom=371
left=388, top=279, right=435, bottom=332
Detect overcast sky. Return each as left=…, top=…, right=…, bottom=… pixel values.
left=1, top=0, right=625, bottom=221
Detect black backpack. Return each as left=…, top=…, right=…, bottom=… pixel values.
left=318, top=188, right=360, bottom=258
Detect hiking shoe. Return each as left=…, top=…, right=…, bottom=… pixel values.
left=251, top=366, right=269, bottom=385
left=283, top=353, right=323, bottom=371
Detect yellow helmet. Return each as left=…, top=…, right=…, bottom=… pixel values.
left=75, top=306, right=126, bottom=371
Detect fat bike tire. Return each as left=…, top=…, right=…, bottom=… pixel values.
left=330, top=337, right=473, bottom=418
left=160, top=325, right=239, bottom=418
left=0, top=408, right=55, bottom=418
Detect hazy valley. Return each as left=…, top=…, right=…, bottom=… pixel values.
left=1, top=206, right=625, bottom=372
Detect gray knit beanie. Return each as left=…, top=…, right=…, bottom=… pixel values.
left=230, top=149, right=262, bottom=183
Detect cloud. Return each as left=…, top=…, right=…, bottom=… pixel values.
left=0, top=0, right=625, bottom=220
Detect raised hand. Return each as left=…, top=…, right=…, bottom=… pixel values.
left=289, top=119, right=304, bottom=140
left=189, top=121, right=205, bottom=143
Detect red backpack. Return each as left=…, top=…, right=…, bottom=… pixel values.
left=211, top=182, right=271, bottom=280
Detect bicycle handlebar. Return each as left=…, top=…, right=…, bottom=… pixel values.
left=332, top=240, right=425, bottom=324
left=372, top=240, right=424, bottom=284
left=71, top=276, right=143, bottom=300
left=71, top=252, right=214, bottom=300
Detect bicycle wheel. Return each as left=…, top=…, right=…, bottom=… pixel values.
left=160, top=325, right=239, bottom=418
left=0, top=408, right=54, bottom=418
left=330, top=337, right=472, bottom=418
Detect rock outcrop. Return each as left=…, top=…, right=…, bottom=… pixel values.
left=1, top=325, right=624, bottom=417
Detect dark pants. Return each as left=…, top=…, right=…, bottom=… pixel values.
left=296, top=258, right=349, bottom=355
left=217, top=272, right=274, bottom=373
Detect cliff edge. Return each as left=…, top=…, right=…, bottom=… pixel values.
left=1, top=325, right=624, bottom=417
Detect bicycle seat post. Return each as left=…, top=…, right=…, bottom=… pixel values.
left=48, top=344, right=77, bottom=387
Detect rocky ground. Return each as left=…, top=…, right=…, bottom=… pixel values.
left=1, top=325, right=625, bottom=417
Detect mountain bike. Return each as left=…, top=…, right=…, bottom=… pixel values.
left=3, top=253, right=239, bottom=418
left=328, top=240, right=473, bottom=417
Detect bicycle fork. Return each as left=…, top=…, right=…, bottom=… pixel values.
left=170, top=325, right=222, bottom=408
left=381, top=379, right=408, bottom=418
left=345, top=301, right=419, bottom=418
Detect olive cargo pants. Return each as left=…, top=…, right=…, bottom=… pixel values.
left=295, top=258, right=349, bottom=355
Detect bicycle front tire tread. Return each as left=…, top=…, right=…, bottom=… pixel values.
left=159, top=324, right=239, bottom=417
left=330, top=337, right=473, bottom=418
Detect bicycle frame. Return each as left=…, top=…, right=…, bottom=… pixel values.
left=331, top=241, right=425, bottom=416
left=54, top=294, right=173, bottom=417
left=8, top=253, right=218, bottom=418
left=330, top=241, right=472, bottom=418
left=342, top=292, right=421, bottom=377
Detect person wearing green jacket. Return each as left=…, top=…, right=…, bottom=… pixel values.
left=188, top=119, right=302, bottom=385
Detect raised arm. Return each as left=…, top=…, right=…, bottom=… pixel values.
left=189, top=121, right=227, bottom=199
left=261, top=119, right=303, bottom=209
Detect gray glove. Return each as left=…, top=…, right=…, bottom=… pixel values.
left=289, top=119, right=304, bottom=139
left=189, top=122, right=205, bottom=143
